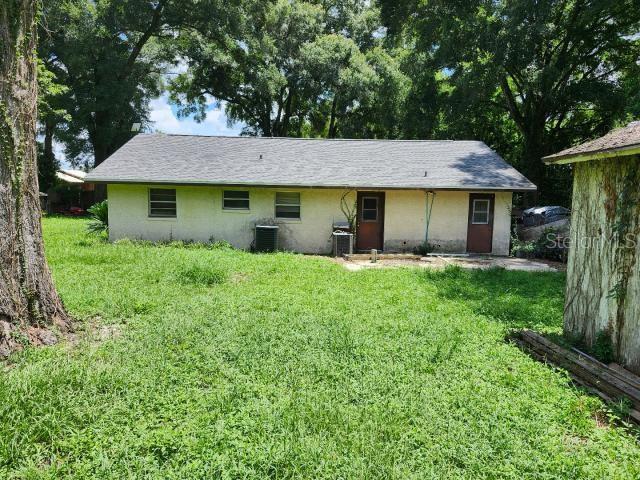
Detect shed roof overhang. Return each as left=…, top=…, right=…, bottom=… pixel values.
left=543, top=144, right=640, bottom=165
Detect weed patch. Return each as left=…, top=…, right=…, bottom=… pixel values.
left=175, top=263, right=228, bottom=286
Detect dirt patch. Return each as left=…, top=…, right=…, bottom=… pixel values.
left=230, top=272, right=250, bottom=284
left=65, top=317, right=123, bottom=348
left=0, top=319, right=67, bottom=359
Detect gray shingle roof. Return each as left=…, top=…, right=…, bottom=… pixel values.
left=543, top=121, right=640, bottom=164
left=86, top=134, right=536, bottom=191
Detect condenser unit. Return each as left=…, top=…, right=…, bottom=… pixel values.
left=333, top=231, right=354, bottom=257
left=254, top=225, right=279, bottom=252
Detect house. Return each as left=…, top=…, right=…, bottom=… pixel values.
left=543, top=121, right=640, bottom=374
left=86, top=134, right=536, bottom=255
left=47, top=169, right=97, bottom=212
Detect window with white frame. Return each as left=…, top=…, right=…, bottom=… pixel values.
left=275, top=192, right=301, bottom=219
left=149, top=188, right=176, bottom=217
left=471, top=199, right=490, bottom=224
left=223, top=190, right=250, bottom=210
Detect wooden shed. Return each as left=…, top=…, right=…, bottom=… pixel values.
left=544, top=122, right=640, bottom=374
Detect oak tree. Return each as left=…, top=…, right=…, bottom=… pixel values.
left=0, top=0, right=71, bottom=356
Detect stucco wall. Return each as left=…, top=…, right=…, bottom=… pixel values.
left=107, top=184, right=512, bottom=255
left=383, top=190, right=427, bottom=252
left=427, top=191, right=512, bottom=256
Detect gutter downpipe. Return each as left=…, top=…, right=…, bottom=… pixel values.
left=425, top=190, right=436, bottom=245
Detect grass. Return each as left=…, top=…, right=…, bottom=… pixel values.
left=0, top=217, right=639, bottom=479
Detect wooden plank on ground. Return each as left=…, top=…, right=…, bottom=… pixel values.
left=608, top=363, right=640, bottom=391
left=514, top=331, right=640, bottom=425
left=517, top=330, right=640, bottom=409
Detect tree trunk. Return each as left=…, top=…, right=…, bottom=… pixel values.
left=520, top=133, right=546, bottom=205
left=281, top=88, right=294, bottom=136
left=37, top=116, right=58, bottom=192
left=0, top=0, right=71, bottom=357
left=564, top=156, right=640, bottom=373
left=328, top=94, right=338, bottom=139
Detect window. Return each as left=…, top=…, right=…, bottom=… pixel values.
left=361, top=197, right=378, bottom=221
left=275, top=192, right=301, bottom=219
left=223, top=190, right=250, bottom=210
left=149, top=188, right=176, bottom=218
left=472, top=199, right=490, bottom=224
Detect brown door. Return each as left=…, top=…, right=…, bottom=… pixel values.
left=467, top=193, right=495, bottom=254
left=356, top=192, right=385, bottom=251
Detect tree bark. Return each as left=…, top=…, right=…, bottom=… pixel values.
left=0, top=0, right=70, bottom=356
left=564, top=157, right=640, bottom=374
left=328, top=94, right=338, bottom=138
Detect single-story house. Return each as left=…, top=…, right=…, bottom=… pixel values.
left=543, top=121, right=640, bottom=373
left=86, top=134, right=536, bottom=255
left=47, top=169, right=97, bottom=212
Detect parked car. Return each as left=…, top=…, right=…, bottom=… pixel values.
left=521, top=206, right=570, bottom=227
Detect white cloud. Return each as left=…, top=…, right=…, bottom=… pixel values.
left=148, top=94, right=243, bottom=136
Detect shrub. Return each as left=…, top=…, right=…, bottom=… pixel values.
left=87, top=200, right=108, bottom=234
left=413, top=241, right=438, bottom=256
left=208, top=239, right=234, bottom=250
left=511, top=237, right=536, bottom=258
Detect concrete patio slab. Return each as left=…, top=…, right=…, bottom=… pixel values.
left=337, top=255, right=563, bottom=272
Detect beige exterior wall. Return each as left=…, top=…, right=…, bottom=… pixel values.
left=107, top=184, right=513, bottom=255
left=427, top=191, right=512, bottom=256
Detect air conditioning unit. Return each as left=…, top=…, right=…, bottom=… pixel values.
left=254, top=225, right=279, bottom=252
left=333, top=231, right=354, bottom=257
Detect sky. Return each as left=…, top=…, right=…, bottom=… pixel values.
left=148, top=94, right=244, bottom=137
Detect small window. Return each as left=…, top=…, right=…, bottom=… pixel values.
left=361, top=197, right=378, bottom=221
left=275, top=192, right=301, bottom=219
left=223, top=190, right=250, bottom=210
left=149, top=188, right=176, bottom=217
left=472, top=199, right=490, bottom=224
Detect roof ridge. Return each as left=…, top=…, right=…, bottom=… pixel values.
left=141, top=133, right=482, bottom=143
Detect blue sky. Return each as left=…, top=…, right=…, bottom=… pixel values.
left=148, top=94, right=244, bottom=136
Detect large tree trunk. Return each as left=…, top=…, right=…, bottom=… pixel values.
left=564, top=156, right=640, bottom=373
left=0, top=0, right=71, bottom=356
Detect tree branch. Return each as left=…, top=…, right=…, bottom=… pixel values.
left=499, top=76, right=525, bottom=130
left=118, top=0, right=167, bottom=81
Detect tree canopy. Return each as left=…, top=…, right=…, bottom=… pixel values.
left=380, top=0, right=640, bottom=203
left=169, top=0, right=409, bottom=138
left=36, top=0, right=640, bottom=204
left=38, top=0, right=251, bottom=166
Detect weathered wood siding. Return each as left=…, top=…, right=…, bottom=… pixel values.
left=565, top=155, right=640, bottom=373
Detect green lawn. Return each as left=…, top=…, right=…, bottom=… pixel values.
left=1, top=217, right=639, bottom=479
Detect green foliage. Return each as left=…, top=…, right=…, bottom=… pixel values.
left=170, top=0, right=409, bottom=139
left=208, top=239, right=234, bottom=250
left=86, top=200, right=108, bottom=234
left=37, top=0, right=248, bottom=166
left=1, top=217, right=639, bottom=477
left=592, top=331, right=615, bottom=365
left=511, top=227, right=567, bottom=261
left=36, top=141, right=59, bottom=192
left=380, top=0, right=640, bottom=205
